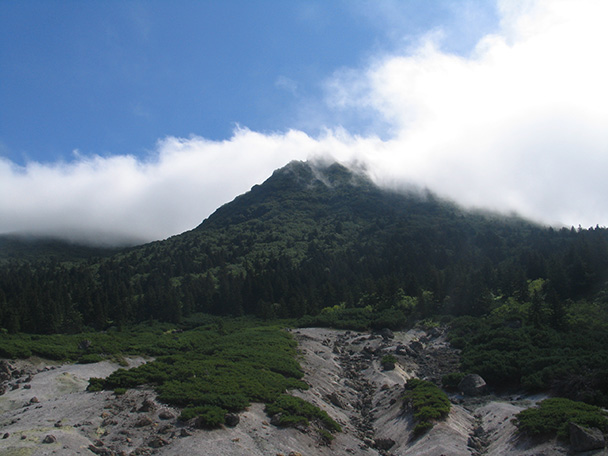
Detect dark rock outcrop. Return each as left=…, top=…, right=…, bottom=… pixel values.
left=374, top=437, right=396, bottom=450
left=569, top=422, right=605, bottom=452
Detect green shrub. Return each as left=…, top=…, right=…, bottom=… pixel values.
left=515, top=397, right=608, bottom=439
left=87, top=377, right=104, bottom=392
left=77, top=353, right=105, bottom=364
left=442, top=372, right=466, bottom=390
left=319, top=428, right=335, bottom=444
left=188, top=405, right=227, bottom=428
left=381, top=354, right=397, bottom=370
left=403, top=378, right=451, bottom=436
left=265, top=394, right=341, bottom=433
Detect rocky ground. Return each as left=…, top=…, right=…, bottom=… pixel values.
left=0, top=327, right=603, bottom=456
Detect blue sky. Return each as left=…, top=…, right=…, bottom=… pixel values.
left=1, top=1, right=607, bottom=245
left=1, top=1, right=498, bottom=164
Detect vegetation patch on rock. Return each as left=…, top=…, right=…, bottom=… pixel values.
left=265, top=394, right=342, bottom=433
left=402, top=378, right=451, bottom=436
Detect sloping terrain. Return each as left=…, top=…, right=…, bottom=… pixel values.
left=0, top=327, right=577, bottom=456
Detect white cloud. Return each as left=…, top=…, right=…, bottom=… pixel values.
left=329, top=0, right=608, bottom=227
left=0, top=129, right=322, bottom=244
left=1, top=0, right=607, bottom=245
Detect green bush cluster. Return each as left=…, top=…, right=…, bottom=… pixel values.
left=515, top=397, right=608, bottom=439
left=381, top=354, right=397, bottom=370
left=449, top=313, right=608, bottom=406
left=297, top=304, right=409, bottom=331
left=265, top=394, right=342, bottom=433
left=90, top=325, right=307, bottom=410
left=403, top=378, right=451, bottom=436
left=180, top=405, right=227, bottom=428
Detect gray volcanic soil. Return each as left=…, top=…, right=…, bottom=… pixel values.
left=0, top=327, right=585, bottom=456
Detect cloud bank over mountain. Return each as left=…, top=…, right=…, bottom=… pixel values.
left=1, top=0, right=607, bottom=245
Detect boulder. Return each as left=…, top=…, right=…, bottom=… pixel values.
left=377, top=328, right=394, bottom=340
left=569, top=422, right=605, bottom=452
left=224, top=413, right=240, bottom=427
left=139, top=398, right=156, bottom=412
left=42, top=434, right=57, bottom=444
left=374, top=438, right=396, bottom=450
left=326, top=392, right=347, bottom=409
left=458, top=374, right=487, bottom=396
left=158, top=410, right=175, bottom=420
left=78, top=339, right=92, bottom=350
left=270, top=413, right=282, bottom=426
left=134, top=416, right=155, bottom=427
left=148, top=436, right=169, bottom=448
left=409, top=340, right=423, bottom=353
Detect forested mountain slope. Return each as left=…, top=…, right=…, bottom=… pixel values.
left=1, top=160, right=608, bottom=334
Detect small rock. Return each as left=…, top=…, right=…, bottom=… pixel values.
left=157, top=424, right=174, bottom=434
left=180, top=428, right=193, bottom=437
left=148, top=436, right=168, bottom=448
left=42, top=434, right=57, bottom=444
left=29, top=396, right=39, bottom=404
left=134, top=416, right=155, bottom=427
left=23, top=384, right=31, bottom=389
left=139, top=398, right=156, bottom=412
left=2, top=433, right=9, bottom=439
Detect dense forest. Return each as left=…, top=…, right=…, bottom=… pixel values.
left=1, top=160, right=607, bottom=335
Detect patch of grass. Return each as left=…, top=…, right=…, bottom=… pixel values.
left=403, top=378, right=451, bottom=436
left=514, top=397, right=608, bottom=439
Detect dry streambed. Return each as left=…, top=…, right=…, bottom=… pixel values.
left=0, top=327, right=574, bottom=456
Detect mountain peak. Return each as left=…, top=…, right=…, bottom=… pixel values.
left=265, top=160, right=373, bottom=191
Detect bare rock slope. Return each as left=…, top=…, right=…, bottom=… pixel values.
left=0, top=327, right=585, bottom=455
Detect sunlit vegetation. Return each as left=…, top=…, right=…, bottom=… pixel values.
left=403, top=378, right=451, bottom=436
left=515, top=398, right=608, bottom=439
left=448, top=279, right=608, bottom=406
left=265, top=394, right=341, bottom=432
left=84, top=319, right=324, bottom=428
